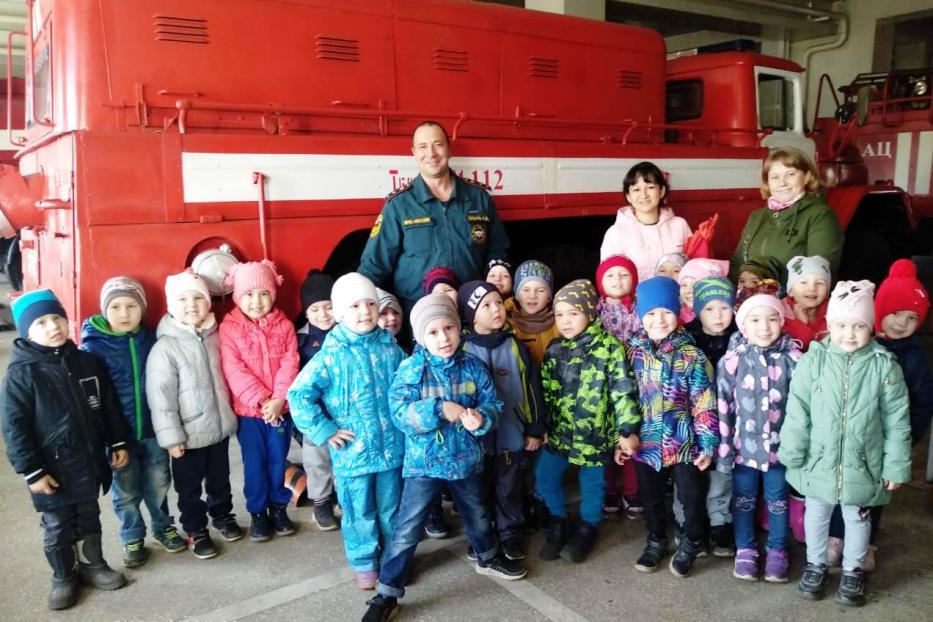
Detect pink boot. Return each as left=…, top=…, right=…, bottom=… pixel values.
left=789, top=495, right=806, bottom=543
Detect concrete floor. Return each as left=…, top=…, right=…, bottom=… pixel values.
left=1, top=326, right=932, bottom=622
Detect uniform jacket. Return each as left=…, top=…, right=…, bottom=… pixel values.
left=297, top=322, right=331, bottom=368
left=879, top=335, right=933, bottom=444
left=219, top=307, right=300, bottom=419
left=287, top=323, right=405, bottom=477
left=80, top=315, right=157, bottom=441
left=146, top=314, right=238, bottom=450
left=778, top=338, right=911, bottom=507
left=731, top=193, right=843, bottom=284
left=2, top=339, right=129, bottom=511
left=358, top=173, right=510, bottom=309
left=598, top=299, right=641, bottom=345
left=541, top=320, right=640, bottom=467
left=686, top=319, right=738, bottom=368
left=626, top=327, right=718, bottom=471
left=462, top=330, right=545, bottom=454
left=716, top=331, right=801, bottom=473
left=389, top=346, right=501, bottom=480
left=599, top=206, right=692, bottom=280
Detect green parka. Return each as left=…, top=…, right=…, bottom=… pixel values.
left=778, top=338, right=911, bottom=507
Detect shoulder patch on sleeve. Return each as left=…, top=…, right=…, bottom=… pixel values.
left=369, top=213, right=384, bottom=238
left=384, top=182, right=413, bottom=202
left=461, top=177, right=492, bottom=193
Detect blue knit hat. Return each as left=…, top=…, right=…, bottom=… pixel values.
left=12, top=289, right=67, bottom=339
left=635, top=276, right=680, bottom=320
left=692, top=276, right=735, bottom=317
left=514, top=260, right=553, bottom=294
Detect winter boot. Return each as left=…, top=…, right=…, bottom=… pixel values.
left=797, top=562, right=829, bottom=600
left=270, top=503, right=296, bottom=536
left=538, top=516, right=570, bottom=561
left=710, top=523, right=736, bottom=557
left=669, top=535, right=704, bottom=577
left=560, top=521, right=598, bottom=564
left=77, top=534, right=127, bottom=590
left=836, top=567, right=866, bottom=607
left=635, top=534, right=668, bottom=573
left=45, top=546, right=79, bottom=610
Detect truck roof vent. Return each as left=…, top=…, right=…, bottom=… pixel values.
left=617, top=69, right=642, bottom=89
left=316, top=36, right=360, bottom=62
left=529, top=56, right=559, bottom=79
left=153, top=15, right=209, bottom=44
left=433, top=48, right=469, bottom=72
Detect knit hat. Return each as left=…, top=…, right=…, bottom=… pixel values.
left=458, top=280, right=499, bottom=327
left=554, top=279, right=599, bottom=323
left=596, top=255, right=638, bottom=299
left=12, top=289, right=67, bottom=339
left=300, top=269, right=334, bottom=311
left=165, top=270, right=211, bottom=318
left=635, top=276, right=681, bottom=319
left=736, top=292, right=785, bottom=337
left=485, top=258, right=513, bottom=278
left=785, top=255, right=831, bottom=293
left=826, top=280, right=875, bottom=326
left=874, top=259, right=930, bottom=332
left=656, top=252, right=687, bottom=273
left=514, top=260, right=554, bottom=294
left=100, top=276, right=147, bottom=315
left=692, top=276, right=735, bottom=317
left=225, top=260, right=283, bottom=305
left=410, top=293, right=460, bottom=347
left=738, top=255, right=783, bottom=282
left=422, top=266, right=460, bottom=295
left=376, top=288, right=402, bottom=315
left=679, top=258, right=729, bottom=284
left=331, top=272, right=379, bottom=323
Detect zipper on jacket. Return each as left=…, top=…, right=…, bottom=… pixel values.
left=129, top=336, right=142, bottom=441
left=60, top=350, right=100, bottom=478
left=836, top=353, right=853, bottom=502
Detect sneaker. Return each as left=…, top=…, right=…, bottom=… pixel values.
left=154, top=526, right=187, bottom=553
left=797, top=562, right=828, bottom=600
left=250, top=511, right=273, bottom=542
left=475, top=555, right=527, bottom=581
left=362, top=594, right=398, bottom=622
left=764, top=548, right=790, bottom=583
left=836, top=567, right=866, bottom=607
left=826, top=536, right=843, bottom=567
left=187, top=529, right=219, bottom=560
left=603, top=493, right=622, bottom=514
left=733, top=548, right=759, bottom=581
left=669, top=536, right=704, bottom=578
left=211, top=514, right=244, bottom=542
left=466, top=546, right=478, bottom=561
left=423, top=511, right=450, bottom=539
left=313, top=499, right=339, bottom=531
left=710, top=524, right=736, bottom=558
left=355, top=570, right=378, bottom=590
left=623, top=494, right=643, bottom=520
left=270, top=503, right=296, bottom=536
left=675, top=526, right=708, bottom=558
left=121, top=539, right=147, bottom=568
left=635, top=535, right=668, bottom=573
left=502, top=537, right=526, bottom=561
left=863, top=545, right=877, bottom=573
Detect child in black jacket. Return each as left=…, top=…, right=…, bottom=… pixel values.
left=1, top=290, right=130, bottom=610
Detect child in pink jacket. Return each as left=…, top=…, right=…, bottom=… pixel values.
left=219, top=260, right=301, bottom=542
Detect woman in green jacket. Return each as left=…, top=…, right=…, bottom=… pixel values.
left=731, top=148, right=843, bottom=285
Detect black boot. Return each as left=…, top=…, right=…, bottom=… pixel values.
left=269, top=503, right=296, bottom=536
left=561, top=521, right=598, bottom=564
left=77, top=534, right=127, bottom=590
left=538, top=516, right=570, bottom=561
left=669, top=536, right=704, bottom=578
left=45, top=546, right=79, bottom=610
left=635, top=534, right=668, bottom=573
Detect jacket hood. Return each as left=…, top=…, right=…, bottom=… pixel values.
left=9, top=337, right=76, bottom=366
left=615, top=205, right=677, bottom=226
left=155, top=312, right=218, bottom=340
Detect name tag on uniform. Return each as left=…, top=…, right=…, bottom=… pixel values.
left=402, top=217, right=432, bottom=227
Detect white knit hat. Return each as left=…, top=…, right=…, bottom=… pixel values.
left=826, top=280, right=875, bottom=326
left=786, top=255, right=831, bottom=292
left=165, top=269, right=211, bottom=319
left=331, top=272, right=379, bottom=323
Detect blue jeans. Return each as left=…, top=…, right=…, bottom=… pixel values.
left=336, top=468, right=402, bottom=572
left=376, top=474, right=497, bottom=599
left=732, top=464, right=788, bottom=551
left=535, top=448, right=605, bottom=526
left=111, top=436, right=173, bottom=544
left=237, top=417, right=293, bottom=513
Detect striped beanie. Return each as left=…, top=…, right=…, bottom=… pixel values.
left=12, top=289, right=67, bottom=339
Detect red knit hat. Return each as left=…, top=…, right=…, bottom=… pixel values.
left=596, top=255, right=638, bottom=300
left=422, top=266, right=460, bottom=295
left=874, top=259, right=929, bottom=332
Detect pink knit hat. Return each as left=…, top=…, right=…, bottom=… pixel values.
left=826, top=280, right=875, bottom=327
left=736, top=293, right=785, bottom=337
left=225, top=260, right=283, bottom=304
left=678, top=258, right=729, bottom=284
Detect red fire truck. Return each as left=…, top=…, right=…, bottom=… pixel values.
left=0, top=0, right=919, bottom=328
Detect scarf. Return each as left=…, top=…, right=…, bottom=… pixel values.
left=511, top=306, right=555, bottom=335
left=766, top=191, right=805, bottom=212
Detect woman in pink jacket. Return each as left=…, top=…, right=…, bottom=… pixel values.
left=219, top=260, right=301, bottom=542
left=600, top=161, right=692, bottom=281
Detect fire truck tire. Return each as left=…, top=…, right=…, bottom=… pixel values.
left=4, top=233, right=22, bottom=291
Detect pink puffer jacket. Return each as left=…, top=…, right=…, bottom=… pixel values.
left=600, top=206, right=692, bottom=280
left=219, top=306, right=300, bottom=419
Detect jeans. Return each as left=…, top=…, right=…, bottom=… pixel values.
left=732, top=464, right=788, bottom=550
left=672, top=468, right=733, bottom=528
left=41, top=501, right=102, bottom=553
left=637, top=460, right=706, bottom=542
left=171, top=437, right=234, bottom=534
left=535, top=449, right=605, bottom=526
left=237, top=417, right=293, bottom=513
left=376, top=474, right=496, bottom=599
left=336, top=468, right=402, bottom=572
left=804, top=497, right=871, bottom=569
left=110, top=436, right=173, bottom=543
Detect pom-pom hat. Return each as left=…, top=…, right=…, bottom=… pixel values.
left=874, top=259, right=929, bottom=332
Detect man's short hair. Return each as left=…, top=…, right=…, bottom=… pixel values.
left=412, top=120, right=450, bottom=146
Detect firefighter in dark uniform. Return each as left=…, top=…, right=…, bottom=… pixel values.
left=358, top=121, right=510, bottom=313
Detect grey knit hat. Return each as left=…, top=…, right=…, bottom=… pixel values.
left=410, top=293, right=460, bottom=346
